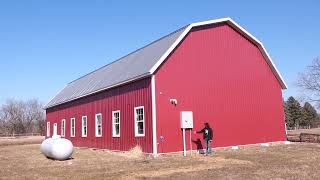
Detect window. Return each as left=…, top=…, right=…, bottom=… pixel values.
left=82, top=116, right=87, bottom=137
left=95, top=113, right=102, bottom=137
left=61, top=119, right=65, bottom=137
left=53, top=123, right=57, bottom=136
left=134, top=106, right=145, bottom=136
left=46, top=122, right=50, bottom=137
left=70, top=118, right=75, bottom=137
left=112, top=111, right=120, bottom=137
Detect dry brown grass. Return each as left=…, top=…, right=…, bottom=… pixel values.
left=1, top=137, right=320, bottom=179
left=287, top=128, right=320, bottom=135
left=0, top=136, right=44, bottom=146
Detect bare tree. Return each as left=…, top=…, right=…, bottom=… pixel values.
left=1, top=99, right=26, bottom=134
left=25, top=99, right=45, bottom=133
left=297, top=57, right=320, bottom=108
left=0, top=98, right=45, bottom=135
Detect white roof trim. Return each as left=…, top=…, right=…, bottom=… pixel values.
left=45, top=18, right=287, bottom=110
left=149, top=17, right=287, bottom=89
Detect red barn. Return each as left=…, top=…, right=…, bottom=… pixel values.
left=45, top=18, right=287, bottom=155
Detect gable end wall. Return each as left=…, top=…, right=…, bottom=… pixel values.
left=154, top=23, right=286, bottom=153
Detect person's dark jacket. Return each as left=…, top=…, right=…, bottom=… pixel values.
left=197, top=127, right=213, bottom=140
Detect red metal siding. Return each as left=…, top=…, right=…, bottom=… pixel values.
left=46, top=78, right=153, bottom=153
left=155, top=23, right=286, bottom=153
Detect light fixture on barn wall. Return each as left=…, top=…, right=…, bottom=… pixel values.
left=169, top=99, right=178, bottom=106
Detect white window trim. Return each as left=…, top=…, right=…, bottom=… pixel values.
left=61, top=119, right=65, bottom=137
left=82, top=116, right=87, bottom=137
left=70, top=118, right=75, bottom=137
left=112, top=110, right=120, bottom=137
left=95, top=113, right=102, bottom=137
left=53, top=123, right=57, bottom=136
left=46, top=122, right=50, bottom=137
left=134, top=106, right=145, bottom=137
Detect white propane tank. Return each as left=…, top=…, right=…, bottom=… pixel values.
left=41, top=132, right=73, bottom=160
left=41, top=136, right=73, bottom=160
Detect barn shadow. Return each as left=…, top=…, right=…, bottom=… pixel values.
left=45, top=156, right=74, bottom=161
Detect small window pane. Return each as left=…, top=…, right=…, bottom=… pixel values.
left=138, top=122, right=144, bottom=134
left=115, top=124, right=119, bottom=135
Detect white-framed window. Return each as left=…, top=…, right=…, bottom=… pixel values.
left=112, top=110, right=120, bottom=137
left=46, top=122, right=50, bottom=137
left=53, top=123, right=57, bottom=136
left=61, top=119, right=65, bottom=137
left=82, top=116, right=87, bottom=137
left=70, top=118, right=75, bottom=137
left=134, top=106, right=145, bottom=137
left=95, top=113, right=102, bottom=137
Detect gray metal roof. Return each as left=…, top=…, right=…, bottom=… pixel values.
left=45, top=18, right=288, bottom=109
left=45, top=25, right=188, bottom=109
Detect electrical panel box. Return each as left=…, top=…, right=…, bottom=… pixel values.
left=180, top=111, right=193, bottom=129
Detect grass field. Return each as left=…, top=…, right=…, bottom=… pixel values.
left=1, top=136, right=320, bottom=179
left=287, top=128, right=320, bottom=135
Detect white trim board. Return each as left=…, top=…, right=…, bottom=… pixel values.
left=151, top=75, right=158, bottom=155
left=149, top=17, right=287, bottom=89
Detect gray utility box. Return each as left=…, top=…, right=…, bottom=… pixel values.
left=180, top=111, right=193, bottom=129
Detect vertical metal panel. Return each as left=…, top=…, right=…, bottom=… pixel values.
left=155, top=23, right=286, bottom=153
left=46, top=78, right=153, bottom=153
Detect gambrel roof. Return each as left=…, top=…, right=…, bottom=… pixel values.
left=45, top=17, right=287, bottom=109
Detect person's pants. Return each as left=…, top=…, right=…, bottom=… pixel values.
left=205, top=139, right=212, bottom=154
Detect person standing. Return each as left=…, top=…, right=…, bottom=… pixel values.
left=197, top=123, right=213, bottom=155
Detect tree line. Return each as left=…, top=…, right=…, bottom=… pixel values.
left=284, top=96, right=320, bottom=129
left=0, top=99, right=45, bottom=135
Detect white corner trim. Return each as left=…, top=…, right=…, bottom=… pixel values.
left=151, top=75, right=158, bottom=155
left=149, top=17, right=287, bottom=89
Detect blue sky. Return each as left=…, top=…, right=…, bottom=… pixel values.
left=0, top=0, right=319, bottom=105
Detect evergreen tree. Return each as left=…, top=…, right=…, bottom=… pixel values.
left=302, top=102, right=319, bottom=128
left=286, top=96, right=305, bottom=129
left=283, top=100, right=292, bottom=129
